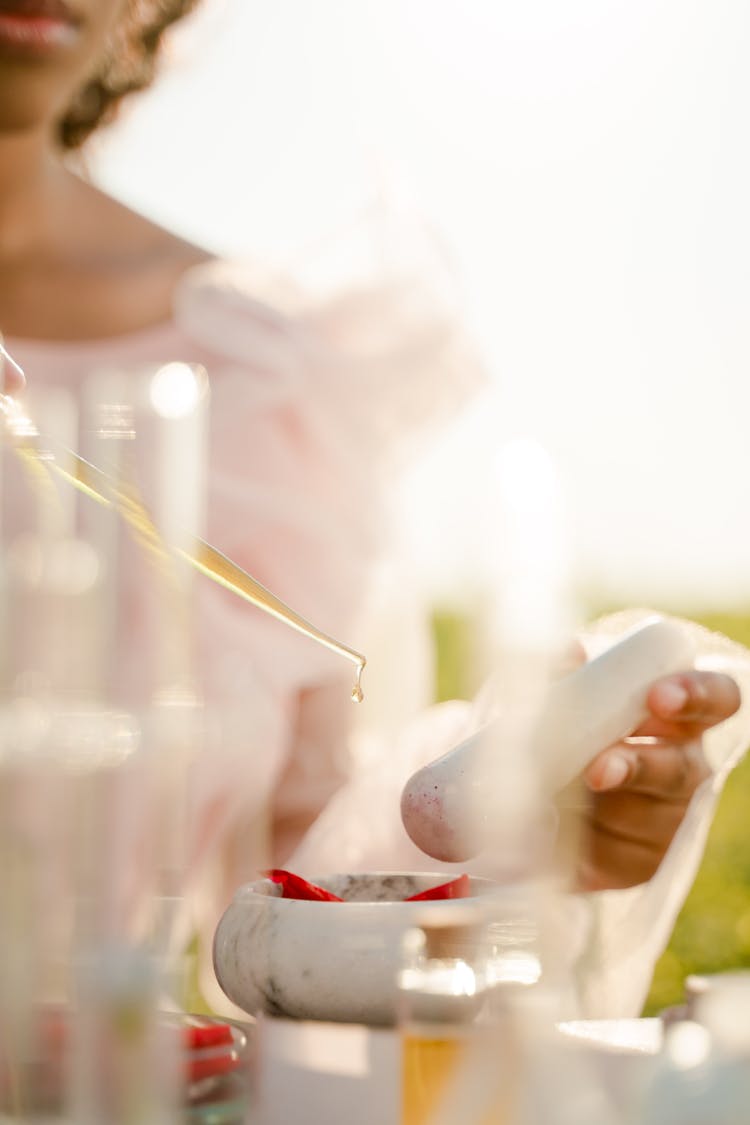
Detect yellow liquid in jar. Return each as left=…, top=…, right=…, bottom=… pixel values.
left=402, top=1031, right=512, bottom=1125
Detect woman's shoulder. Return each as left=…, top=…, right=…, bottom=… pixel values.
left=73, top=178, right=212, bottom=269
left=72, top=183, right=217, bottom=335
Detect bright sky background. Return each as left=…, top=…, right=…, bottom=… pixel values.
left=90, top=0, right=750, bottom=615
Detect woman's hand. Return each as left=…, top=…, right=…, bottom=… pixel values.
left=0, top=341, right=25, bottom=395
left=569, top=669, right=741, bottom=892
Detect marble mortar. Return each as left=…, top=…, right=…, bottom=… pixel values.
left=213, top=871, right=497, bottom=1026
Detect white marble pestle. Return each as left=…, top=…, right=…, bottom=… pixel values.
left=401, top=617, right=696, bottom=862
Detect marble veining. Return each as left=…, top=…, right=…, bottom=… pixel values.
left=213, top=871, right=500, bottom=1026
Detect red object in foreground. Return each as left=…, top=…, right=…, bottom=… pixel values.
left=263, top=869, right=344, bottom=902
left=0, top=1012, right=246, bottom=1104
left=404, top=874, right=471, bottom=901
left=182, top=1016, right=243, bottom=1085
left=183, top=1021, right=234, bottom=1050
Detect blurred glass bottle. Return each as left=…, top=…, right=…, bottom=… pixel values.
left=398, top=905, right=527, bottom=1125
left=0, top=365, right=210, bottom=1123
left=395, top=435, right=622, bottom=1125
left=640, top=974, right=750, bottom=1125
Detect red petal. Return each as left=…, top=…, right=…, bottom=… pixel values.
left=263, top=869, right=344, bottom=902
left=404, top=874, right=471, bottom=901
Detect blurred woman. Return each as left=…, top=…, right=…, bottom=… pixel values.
left=0, top=0, right=745, bottom=1016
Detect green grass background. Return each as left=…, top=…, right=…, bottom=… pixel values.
left=431, top=606, right=750, bottom=1016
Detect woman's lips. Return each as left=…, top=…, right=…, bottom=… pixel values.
left=0, top=0, right=80, bottom=53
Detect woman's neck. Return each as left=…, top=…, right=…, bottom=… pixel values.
left=0, top=131, right=68, bottom=257
left=0, top=131, right=212, bottom=341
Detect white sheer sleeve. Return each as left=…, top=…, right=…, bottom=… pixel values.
left=569, top=609, right=750, bottom=1017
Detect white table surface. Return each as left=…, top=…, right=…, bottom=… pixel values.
left=253, top=1016, right=663, bottom=1124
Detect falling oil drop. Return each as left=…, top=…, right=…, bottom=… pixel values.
left=351, top=660, right=366, bottom=703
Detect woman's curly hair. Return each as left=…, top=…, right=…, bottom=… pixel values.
left=58, top=0, right=200, bottom=149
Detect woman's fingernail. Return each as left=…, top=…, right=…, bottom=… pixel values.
left=657, top=681, right=690, bottom=714
left=593, top=752, right=631, bottom=791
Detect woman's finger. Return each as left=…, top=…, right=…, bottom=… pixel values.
left=576, top=816, right=669, bottom=890
left=575, top=743, right=709, bottom=890
left=584, top=739, right=710, bottom=797
left=643, top=670, right=742, bottom=733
